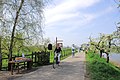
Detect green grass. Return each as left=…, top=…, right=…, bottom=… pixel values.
left=86, top=51, right=120, bottom=80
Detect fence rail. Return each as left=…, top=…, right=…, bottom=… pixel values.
left=1, top=51, right=50, bottom=70
left=1, top=48, right=72, bottom=71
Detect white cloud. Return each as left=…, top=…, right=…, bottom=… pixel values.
left=44, top=0, right=100, bottom=27
left=44, top=0, right=115, bottom=46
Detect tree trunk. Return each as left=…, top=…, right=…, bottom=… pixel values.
left=0, top=37, right=2, bottom=70
left=100, top=50, right=102, bottom=58
left=8, top=0, right=24, bottom=71
left=105, top=52, right=109, bottom=63
left=0, top=0, right=3, bottom=71
left=106, top=37, right=111, bottom=63
left=100, top=49, right=104, bottom=58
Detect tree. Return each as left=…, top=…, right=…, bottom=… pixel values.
left=0, top=35, right=2, bottom=70
left=42, top=38, right=51, bottom=52
left=8, top=0, right=24, bottom=70
left=114, top=0, right=120, bottom=8
left=89, top=34, right=105, bottom=57
left=89, top=34, right=115, bottom=63
left=112, top=28, right=120, bottom=52
left=111, top=0, right=120, bottom=52
left=0, top=0, right=3, bottom=70
left=0, top=0, right=47, bottom=70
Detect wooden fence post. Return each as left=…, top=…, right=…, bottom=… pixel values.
left=38, top=52, right=40, bottom=64
left=35, top=52, right=37, bottom=65
left=48, top=52, right=50, bottom=64
left=32, top=52, right=33, bottom=60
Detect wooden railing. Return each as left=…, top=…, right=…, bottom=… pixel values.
left=1, top=51, right=50, bottom=70
left=1, top=48, right=72, bottom=71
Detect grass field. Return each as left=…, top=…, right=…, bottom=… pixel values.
left=86, top=51, right=120, bottom=80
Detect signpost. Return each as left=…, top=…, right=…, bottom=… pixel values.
left=56, top=37, right=63, bottom=47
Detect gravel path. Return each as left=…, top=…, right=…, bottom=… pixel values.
left=1, top=52, right=86, bottom=80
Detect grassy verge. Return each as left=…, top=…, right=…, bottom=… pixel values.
left=86, top=51, right=120, bottom=80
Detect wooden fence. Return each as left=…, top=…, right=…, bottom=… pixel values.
left=1, top=48, right=72, bottom=71
left=1, top=51, right=50, bottom=70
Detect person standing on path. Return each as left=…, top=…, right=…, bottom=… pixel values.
left=54, top=44, right=62, bottom=65
left=72, top=44, right=75, bottom=57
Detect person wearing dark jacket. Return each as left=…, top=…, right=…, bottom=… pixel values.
left=54, top=44, right=62, bottom=65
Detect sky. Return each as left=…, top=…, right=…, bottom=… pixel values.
left=43, top=0, right=120, bottom=47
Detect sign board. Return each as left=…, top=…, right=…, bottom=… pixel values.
left=56, top=37, right=63, bottom=47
